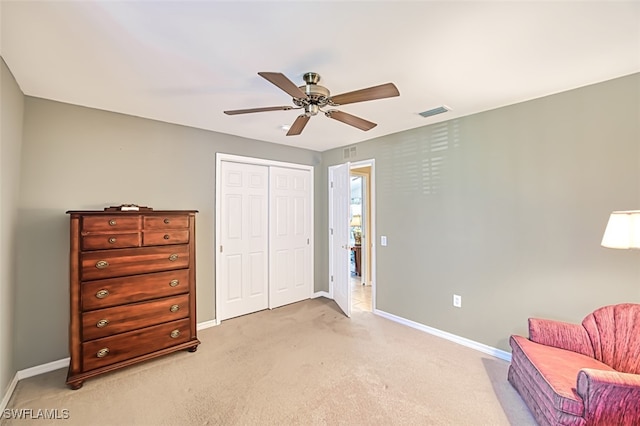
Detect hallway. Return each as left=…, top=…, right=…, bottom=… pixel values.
left=351, top=275, right=371, bottom=311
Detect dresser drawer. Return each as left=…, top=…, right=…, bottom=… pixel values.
left=144, top=215, right=189, bottom=230
left=82, top=294, right=189, bottom=341
left=82, top=215, right=141, bottom=232
left=82, top=269, right=189, bottom=310
left=81, top=245, right=190, bottom=280
left=82, top=318, right=191, bottom=371
left=82, top=232, right=141, bottom=251
left=142, top=230, right=189, bottom=246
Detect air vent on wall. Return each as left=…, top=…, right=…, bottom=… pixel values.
left=343, top=146, right=357, bottom=159
left=419, top=106, right=450, bottom=118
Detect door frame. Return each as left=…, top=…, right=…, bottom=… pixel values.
left=349, top=171, right=367, bottom=285
left=215, top=153, right=314, bottom=324
left=351, top=159, right=376, bottom=311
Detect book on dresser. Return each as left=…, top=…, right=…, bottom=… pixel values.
left=66, top=208, right=200, bottom=389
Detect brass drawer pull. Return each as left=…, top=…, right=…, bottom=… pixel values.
left=108, top=219, right=117, bottom=226
left=95, top=260, right=109, bottom=269
left=108, top=237, right=117, bottom=244
left=169, top=254, right=178, bottom=261
left=163, top=234, right=170, bottom=240
left=164, top=218, right=171, bottom=224
left=96, top=289, right=109, bottom=299
left=96, top=319, right=109, bottom=328
left=169, top=279, right=179, bottom=287
left=170, top=304, right=180, bottom=313
left=170, top=330, right=180, bottom=338
left=96, top=348, right=109, bottom=358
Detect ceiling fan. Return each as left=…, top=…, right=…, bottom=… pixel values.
left=224, top=72, right=400, bottom=136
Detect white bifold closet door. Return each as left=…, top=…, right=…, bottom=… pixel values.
left=218, top=160, right=312, bottom=321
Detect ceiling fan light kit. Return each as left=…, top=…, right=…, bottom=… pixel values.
left=224, top=72, right=399, bottom=136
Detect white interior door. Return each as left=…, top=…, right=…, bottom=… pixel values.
left=218, top=161, right=269, bottom=320
left=329, top=163, right=351, bottom=317
left=269, top=166, right=312, bottom=308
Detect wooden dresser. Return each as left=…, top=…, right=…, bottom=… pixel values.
left=66, top=209, right=200, bottom=389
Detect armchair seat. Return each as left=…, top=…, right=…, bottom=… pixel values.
left=510, top=335, right=616, bottom=422
left=508, top=303, right=640, bottom=425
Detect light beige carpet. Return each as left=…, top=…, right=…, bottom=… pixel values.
left=3, top=298, right=535, bottom=425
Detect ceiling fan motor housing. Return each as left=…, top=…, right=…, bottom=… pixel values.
left=293, top=72, right=330, bottom=115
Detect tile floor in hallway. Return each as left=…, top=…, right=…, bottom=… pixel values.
left=351, top=274, right=371, bottom=311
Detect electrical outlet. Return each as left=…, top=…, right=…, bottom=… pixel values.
left=453, top=294, right=462, bottom=308
left=380, top=236, right=387, bottom=246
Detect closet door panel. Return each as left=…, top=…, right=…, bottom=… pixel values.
left=269, top=167, right=312, bottom=308
left=218, top=162, right=269, bottom=320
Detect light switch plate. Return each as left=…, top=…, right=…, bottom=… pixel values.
left=381, top=236, right=387, bottom=246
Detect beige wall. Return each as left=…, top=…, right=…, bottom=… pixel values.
left=0, top=58, right=24, bottom=395
left=322, top=73, right=640, bottom=352
left=15, top=97, right=321, bottom=369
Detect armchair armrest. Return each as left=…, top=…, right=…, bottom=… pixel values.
left=528, top=318, right=594, bottom=357
left=577, top=368, right=640, bottom=425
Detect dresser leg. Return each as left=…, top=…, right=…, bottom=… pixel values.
left=68, top=380, right=83, bottom=390
left=187, top=345, right=198, bottom=353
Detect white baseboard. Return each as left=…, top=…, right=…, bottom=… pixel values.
left=16, top=358, right=70, bottom=381
left=312, top=290, right=330, bottom=299
left=1, top=373, right=19, bottom=413
left=373, top=308, right=512, bottom=362
left=197, top=319, right=218, bottom=330
left=1, top=358, right=70, bottom=413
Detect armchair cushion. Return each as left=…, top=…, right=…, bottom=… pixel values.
left=528, top=318, right=594, bottom=358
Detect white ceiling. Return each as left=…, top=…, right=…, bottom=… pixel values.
left=2, top=1, right=639, bottom=152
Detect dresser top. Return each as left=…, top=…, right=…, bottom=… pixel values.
left=67, top=210, right=198, bottom=215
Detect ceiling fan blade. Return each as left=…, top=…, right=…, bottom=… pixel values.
left=287, top=115, right=310, bottom=136
left=258, top=72, right=308, bottom=99
left=224, top=106, right=294, bottom=115
left=329, top=83, right=399, bottom=106
left=325, top=110, right=377, bottom=131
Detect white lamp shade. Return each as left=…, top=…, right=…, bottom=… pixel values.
left=601, top=210, right=640, bottom=249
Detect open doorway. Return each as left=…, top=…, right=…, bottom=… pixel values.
left=350, top=162, right=374, bottom=312
left=328, top=159, right=375, bottom=317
